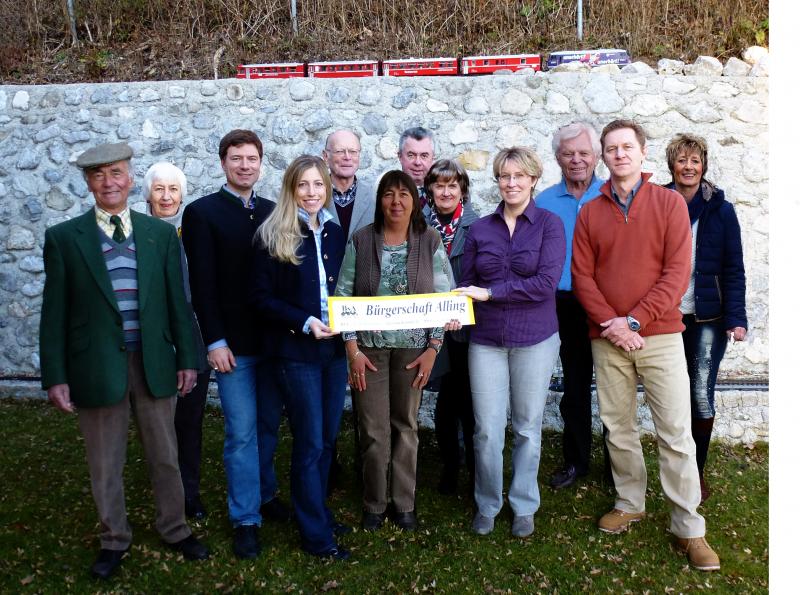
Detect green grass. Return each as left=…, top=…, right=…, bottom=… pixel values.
left=0, top=398, right=768, bottom=593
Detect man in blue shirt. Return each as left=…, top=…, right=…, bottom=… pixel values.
left=536, top=122, right=606, bottom=490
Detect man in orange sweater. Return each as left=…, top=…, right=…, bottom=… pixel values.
left=572, top=119, right=719, bottom=572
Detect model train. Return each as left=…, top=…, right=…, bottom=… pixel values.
left=236, top=49, right=630, bottom=80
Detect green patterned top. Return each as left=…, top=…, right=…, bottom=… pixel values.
left=335, top=240, right=454, bottom=348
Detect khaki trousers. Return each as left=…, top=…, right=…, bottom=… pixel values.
left=77, top=352, right=191, bottom=550
left=592, top=333, right=705, bottom=538
left=353, top=347, right=424, bottom=514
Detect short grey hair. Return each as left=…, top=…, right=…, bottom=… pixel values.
left=551, top=122, right=601, bottom=157
left=398, top=126, right=435, bottom=154
left=143, top=161, right=188, bottom=201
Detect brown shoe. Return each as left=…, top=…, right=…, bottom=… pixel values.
left=675, top=536, right=720, bottom=571
left=598, top=508, right=646, bottom=533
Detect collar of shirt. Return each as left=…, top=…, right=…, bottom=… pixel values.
left=332, top=177, right=358, bottom=208
left=298, top=206, right=334, bottom=232
left=555, top=174, right=604, bottom=204
left=610, top=177, right=644, bottom=213
left=492, top=194, right=538, bottom=224
left=95, top=206, right=132, bottom=238
left=222, top=184, right=256, bottom=209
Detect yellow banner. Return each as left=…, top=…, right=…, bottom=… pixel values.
left=328, top=292, right=475, bottom=332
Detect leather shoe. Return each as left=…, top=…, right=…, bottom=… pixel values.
left=332, top=521, right=353, bottom=536
left=260, top=497, right=293, bottom=522
left=362, top=511, right=385, bottom=531
left=165, top=534, right=210, bottom=560
left=393, top=510, right=418, bottom=531
left=185, top=497, right=207, bottom=520
left=549, top=465, right=579, bottom=490
left=308, top=544, right=351, bottom=561
left=232, top=525, right=261, bottom=559
left=90, top=547, right=128, bottom=580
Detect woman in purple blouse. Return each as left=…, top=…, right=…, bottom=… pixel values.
left=455, top=147, right=566, bottom=538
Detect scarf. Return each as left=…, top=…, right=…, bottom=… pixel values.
left=429, top=201, right=463, bottom=255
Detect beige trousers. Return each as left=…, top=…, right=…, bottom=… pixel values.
left=77, top=352, right=191, bottom=550
left=592, top=333, right=705, bottom=538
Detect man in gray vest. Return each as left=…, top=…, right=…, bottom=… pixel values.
left=40, top=142, right=209, bottom=580
left=322, top=129, right=375, bottom=241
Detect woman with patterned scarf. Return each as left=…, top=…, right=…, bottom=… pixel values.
left=423, top=159, right=480, bottom=496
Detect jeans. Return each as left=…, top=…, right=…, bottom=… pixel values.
left=276, top=346, right=347, bottom=554
left=215, top=354, right=283, bottom=527
left=681, top=315, right=727, bottom=420
left=469, top=333, right=560, bottom=517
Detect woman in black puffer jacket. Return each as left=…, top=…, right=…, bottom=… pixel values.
left=664, top=134, right=748, bottom=503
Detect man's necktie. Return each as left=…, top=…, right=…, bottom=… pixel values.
left=110, top=215, right=126, bottom=243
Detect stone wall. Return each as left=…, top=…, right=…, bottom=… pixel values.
left=0, top=70, right=769, bottom=440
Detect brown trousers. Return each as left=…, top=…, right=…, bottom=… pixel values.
left=353, top=347, right=424, bottom=514
left=77, top=352, right=191, bottom=550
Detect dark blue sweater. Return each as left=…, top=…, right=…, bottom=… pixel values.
left=250, top=219, right=346, bottom=362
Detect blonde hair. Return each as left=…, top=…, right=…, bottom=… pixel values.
left=255, top=155, right=332, bottom=265
left=492, top=147, right=543, bottom=180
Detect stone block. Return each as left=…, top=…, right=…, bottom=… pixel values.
left=545, top=91, right=570, bottom=113
left=500, top=89, right=532, bottom=115
left=18, top=256, right=44, bottom=272
left=289, top=80, right=315, bottom=101
left=749, top=56, right=769, bottom=77
left=449, top=121, right=478, bottom=144
left=47, top=143, right=67, bottom=164
left=327, top=86, right=350, bottom=103
left=678, top=101, right=722, bottom=123
left=200, top=82, right=218, bottom=96
left=169, top=86, right=186, bottom=98
left=391, top=88, right=416, bottom=109
left=732, top=100, right=767, bottom=124
left=64, top=89, right=82, bottom=105
left=226, top=84, right=244, bottom=100
left=90, top=87, right=114, bottom=104
left=12, top=91, right=30, bottom=110
left=192, top=113, right=216, bottom=130
left=17, top=149, right=40, bottom=170
left=304, top=109, right=333, bottom=133
left=692, top=56, right=724, bottom=76
left=117, top=122, right=134, bottom=139
left=631, top=94, right=669, bottom=117
left=550, top=62, right=591, bottom=73
left=723, top=57, right=751, bottom=77
left=662, top=77, right=696, bottom=94
left=45, top=187, right=74, bottom=211
left=592, top=64, right=620, bottom=74
left=141, top=119, right=160, bottom=139
left=426, top=98, right=449, bottom=112
left=446, top=79, right=471, bottom=95
left=140, top=88, right=160, bottom=102
left=495, top=124, right=528, bottom=148
left=620, top=61, right=654, bottom=74
left=657, top=59, right=684, bottom=75
left=63, top=130, right=91, bottom=144
left=457, top=149, right=490, bottom=171
left=21, top=281, right=44, bottom=297
left=24, top=198, right=43, bottom=222
left=464, top=96, right=489, bottom=114
left=7, top=226, right=35, bottom=250
left=272, top=118, right=303, bottom=144
left=362, top=112, right=387, bottom=135
left=39, top=90, right=61, bottom=108
left=34, top=125, right=61, bottom=143
left=743, top=46, right=768, bottom=65
left=583, top=75, right=624, bottom=113
left=118, top=106, right=135, bottom=119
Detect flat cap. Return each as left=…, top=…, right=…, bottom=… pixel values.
left=76, top=142, right=133, bottom=169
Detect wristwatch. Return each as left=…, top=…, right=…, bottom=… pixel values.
left=427, top=341, right=442, bottom=354
left=626, top=315, right=641, bottom=333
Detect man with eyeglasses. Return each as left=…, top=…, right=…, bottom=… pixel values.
left=322, top=129, right=375, bottom=241
left=398, top=127, right=435, bottom=207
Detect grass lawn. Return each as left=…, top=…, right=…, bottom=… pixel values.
left=0, top=398, right=767, bottom=593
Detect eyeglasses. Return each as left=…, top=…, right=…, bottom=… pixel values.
left=497, top=173, right=532, bottom=185
left=329, top=148, right=360, bottom=157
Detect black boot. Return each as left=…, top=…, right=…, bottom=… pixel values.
left=691, top=417, right=715, bottom=503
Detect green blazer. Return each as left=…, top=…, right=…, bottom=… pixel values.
left=39, top=209, right=198, bottom=408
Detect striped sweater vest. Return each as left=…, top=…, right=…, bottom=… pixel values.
left=99, top=229, right=141, bottom=351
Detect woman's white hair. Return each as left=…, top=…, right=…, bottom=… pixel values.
left=143, top=161, right=188, bottom=200
left=551, top=122, right=601, bottom=157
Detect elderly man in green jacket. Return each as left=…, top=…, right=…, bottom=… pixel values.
left=39, top=142, right=209, bottom=580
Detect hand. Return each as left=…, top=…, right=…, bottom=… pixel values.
left=454, top=286, right=490, bottom=302
left=47, top=383, right=74, bottom=413
left=443, top=318, right=462, bottom=332
left=177, top=369, right=198, bottom=397
left=208, top=346, right=236, bottom=374
left=309, top=319, right=338, bottom=340
left=406, top=348, right=437, bottom=389
left=600, top=317, right=646, bottom=351
left=346, top=341, right=377, bottom=392
left=727, top=327, right=747, bottom=342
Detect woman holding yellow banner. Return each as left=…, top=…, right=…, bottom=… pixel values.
left=456, top=147, right=566, bottom=539
left=335, top=170, right=455, bottom=532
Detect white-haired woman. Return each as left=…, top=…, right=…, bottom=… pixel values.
left=143, top=161, right=211, bottom=520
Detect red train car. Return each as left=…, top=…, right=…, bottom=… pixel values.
left=382, top=57, right=459, bottom=77
left=236, top=62, right=306, bottom=79
left=307, top=60, right=379, bottom=78
left=461, top=54, right=542, bottom=75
